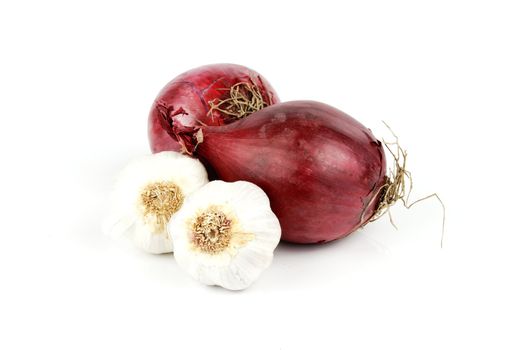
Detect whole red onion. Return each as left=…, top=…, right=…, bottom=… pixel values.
left=148, top=64, right=279, bottom=153
left=179, top=101, right=387, bottom=244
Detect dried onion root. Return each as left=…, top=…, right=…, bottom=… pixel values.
left=207, top=80, right=269, bottom=120
left=364, top=122, right=446, bottom=247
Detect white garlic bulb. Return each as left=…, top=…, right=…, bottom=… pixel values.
left=168, top=180, right=281, bottom=290
left=103, top=151, right=208, bottom=254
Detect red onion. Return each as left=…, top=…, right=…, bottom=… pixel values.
left=148, top=64, right=279, bottom=153
left=180, top=101, right=387, bottom=244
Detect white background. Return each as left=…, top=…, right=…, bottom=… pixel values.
left=1, top=1, right=524, bottom=349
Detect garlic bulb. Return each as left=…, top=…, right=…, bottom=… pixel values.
left=168, top=180, right=281, bottom=290
left=103, top=151, right=208, bottom=254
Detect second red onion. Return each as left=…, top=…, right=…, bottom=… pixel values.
left=148, top=63, right=279, bottom=154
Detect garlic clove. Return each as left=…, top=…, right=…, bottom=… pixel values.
left=131, top=219, right=172, bottom=254
left=103, top=151, right=209, bottom=254
left=169, top=180, right=281, bottom=290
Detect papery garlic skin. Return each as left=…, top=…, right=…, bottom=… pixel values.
left=168, top=180, right=281, bottom=290
left=103, top=152, right=208, bottom=254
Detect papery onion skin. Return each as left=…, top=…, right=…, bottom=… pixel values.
left=148, top=64, right=279, bottom=153
left=190, top=101, right=386, bottom=244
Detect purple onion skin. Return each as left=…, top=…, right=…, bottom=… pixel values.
left=148, top=64, right=279, bottom=153
left=194, top=101, right=387, bottom=244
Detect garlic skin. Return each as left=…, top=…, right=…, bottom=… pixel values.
left=103, top=152, right=208, bottom=254
left=168, top=180, right=281, bottom=290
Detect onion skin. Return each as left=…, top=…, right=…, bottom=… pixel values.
left=190, top=101, right=387, bottom=244
left=148, top=64, right=279, bottom=153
